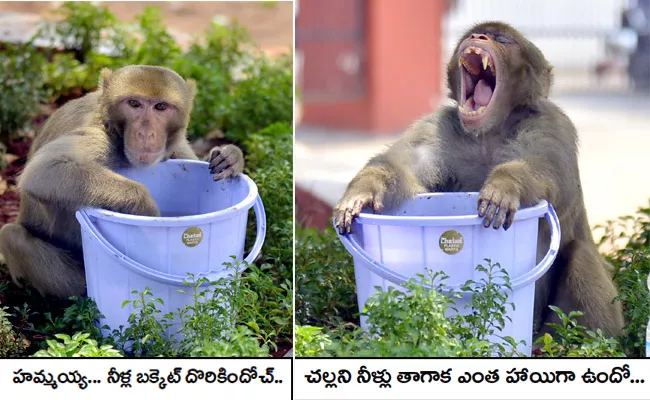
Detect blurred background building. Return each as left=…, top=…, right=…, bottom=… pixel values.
left=295, top=0, right=650, bottom=236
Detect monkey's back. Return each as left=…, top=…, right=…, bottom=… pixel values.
left=29, top=91, right=102, bottom=157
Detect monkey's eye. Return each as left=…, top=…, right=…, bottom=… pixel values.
left=495, top=35, right=513, bottom=44
left=128, top=99, right=141, bottom=108
left=154, top=103, right=168, bottom=111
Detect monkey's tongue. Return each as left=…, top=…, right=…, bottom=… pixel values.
left=473, top=79, right=493, bottom=106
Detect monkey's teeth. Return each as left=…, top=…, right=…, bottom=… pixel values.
left=482, top=54, right=489, bottom=70
left=477, top=106, right=486, bottom=113
left=464, top=47, right=473, bottom=54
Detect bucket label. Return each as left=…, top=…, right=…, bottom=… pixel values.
left=182, top=227, right=203, bottom=247
left=439, top=230, right=464, bottom=255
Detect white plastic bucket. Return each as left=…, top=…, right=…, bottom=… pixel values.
left=75, top=160, right=266, bottom=336
left=336, top=192, right=560, bottom=356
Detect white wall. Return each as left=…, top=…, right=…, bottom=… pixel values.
left=442, top=0, right=627, bottom=70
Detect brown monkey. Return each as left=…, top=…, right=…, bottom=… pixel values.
left=333, top=22, right=624, bottom=338
left=0, top=65, right=244, bottom=299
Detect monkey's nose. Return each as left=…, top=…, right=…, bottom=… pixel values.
left=470, top=34, right=490, bottom=41
left=138, top=132, right=155, bottom=142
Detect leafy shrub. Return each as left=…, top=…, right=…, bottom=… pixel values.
left=47, top=1, right=117, bottom=63
left=595, top=202, right=650, bottom=357
left=37, top=262, right=290, bottom=357
left=296, top=261, right=525, bottom=357
left=0, top=43, right=48, bottom=142
left=0, top=307, right=24, bottom=356
left=295, top=199, right=650, bottom=358
left=295, top=226, right=357, bottom=328
left=244, top=123, right=293, bottom=281
left=32, top=332, right=122, bottom=357
left=42, top=296, right=105, bottom=342
left=295, top=325, right=332, bottom=357
left=174, top=27, right=293, bottom=143
left=127, top=7, right=182, bottom=67
left=36, top=2, right=293, bottom=144
left=534, top=307, right=625, bottom=357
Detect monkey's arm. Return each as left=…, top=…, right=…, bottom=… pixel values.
left=19, top=134, right=159, bottom=216
left=479, top=121, right=575, bottom=230
left=333, top=116, right=446, bottom=234
left=170, top=140, right=244, bottom=181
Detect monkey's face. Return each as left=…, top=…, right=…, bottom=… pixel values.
left=447, top=22, right=552, bottom=135
left=118, top=97, right=182, bottom=167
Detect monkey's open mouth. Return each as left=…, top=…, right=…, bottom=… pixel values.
left=459, top=46, right=497, bottom=117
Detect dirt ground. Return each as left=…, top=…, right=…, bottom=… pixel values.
left=0, top=1, right=293, bottom=52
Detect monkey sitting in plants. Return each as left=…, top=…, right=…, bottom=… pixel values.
left=333, top=22, right=624, bottom=338
left=0, top=65, right=244, bottom=299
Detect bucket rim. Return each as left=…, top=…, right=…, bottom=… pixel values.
left=82, top=160, right=258, bottom=226
left=76, top=194, right=266, bottom=286
left=354, top=192, right=548, bottom=227
left=336, top=200, right=561, bottom=293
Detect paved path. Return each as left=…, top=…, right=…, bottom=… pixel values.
left=295, top=93, right=650, bottom=235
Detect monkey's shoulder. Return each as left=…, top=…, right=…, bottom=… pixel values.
left=402, top=106, right=461, bottom=143
left=511, top=100, right=578, bottom=144
left=30, top=92, right=103, bottom=154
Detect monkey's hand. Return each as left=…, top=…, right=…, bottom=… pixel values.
left=118, top=182, right=161, bottom=217
left=477, top=176, right=521, bottom=231
left=208, top=144, right=244, bottom=181
left=333, top=188, right=384, bottom=235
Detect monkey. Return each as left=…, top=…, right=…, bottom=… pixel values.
left=0, top=65, right=245, bottom=299
left=333, top=22, right=625, bottom=339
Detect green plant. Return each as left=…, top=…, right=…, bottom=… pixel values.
left=0, top=42, right=48, bottom=142
left=127, top=7, right=182, bottom=67
left=189, top=326, right=270, bottom=357
left=103, top=261, right=289, bottom=357
left=595, top=202, right=650, bottom=357
left=48, top=2, right=117, bottom=63
left=42, top=52, right=98, bottom=99
left=229, top=263, right=293, bottom=349
left=32, top=332, right=123, bottom=357
left=110, top=288, right=178, bottom=357
left=295, top=325, right=333, bottom=357
left=225, top=54, right=293, bottom=143
left=296, top=262, right=525, bottom=357
left=244, top=123, right=293, bottom=281
left=0, top=307, right=24, bottom=356
left=41, top=296, right=106, bottom=342
left=173, top=23, right=292, bottom=142
left=534, top=306, right=625, bottom=357
left=295, top=226, right=358, bottom=328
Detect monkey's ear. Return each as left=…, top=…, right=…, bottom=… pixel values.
left=185, top=79, right=197, bottom=100
left=99, top=68, right=113, bottom=91
left=541, top=65, right=553, bottom=98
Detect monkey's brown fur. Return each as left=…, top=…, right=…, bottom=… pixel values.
left=0, top=65, right=245, bottom=299
left=334, top=22, right=624, bottom=338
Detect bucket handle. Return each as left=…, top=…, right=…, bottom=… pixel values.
left=244, top=195, right=266, bottom=264
left=75, top=194, right=266, bottom=287
left=337, top=203, right=561, bottom=293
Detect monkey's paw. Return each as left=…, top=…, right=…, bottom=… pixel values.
left=333, top=192, right=383, bottom=235
left=209, top=144, right=244, bottom=181
left=477, top=182, right=521, bottom=230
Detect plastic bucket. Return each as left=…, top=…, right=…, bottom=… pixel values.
left=336, top=192, right=560, bottom=356
left=75, top=160, right=266, bottom=337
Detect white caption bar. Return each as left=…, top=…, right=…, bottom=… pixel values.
left=295, top=358, right=649, bottom=400
left=0, top=358, right=291, bottom=399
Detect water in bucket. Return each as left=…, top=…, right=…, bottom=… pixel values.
left=336, top=192, right=560, bottom=356
left=76, top=160, right=266, bottom=339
